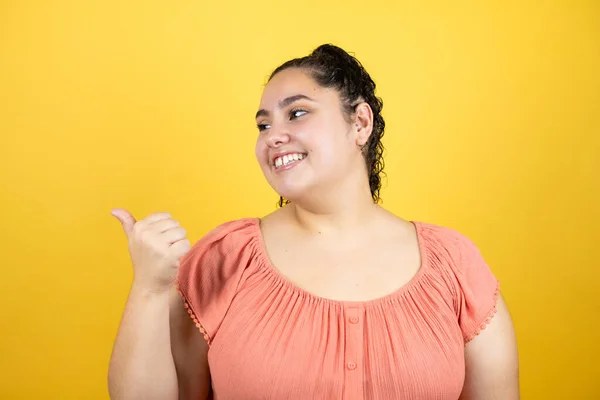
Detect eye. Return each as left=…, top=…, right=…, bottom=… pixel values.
left=290, top=109, right=308, bottom=119
left=257, top=123, right=270, bottom=132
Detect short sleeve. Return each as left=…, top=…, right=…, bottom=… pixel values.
left=175, top=218, right=258, bottom=346
left=446, top=229, right=500, bottom=344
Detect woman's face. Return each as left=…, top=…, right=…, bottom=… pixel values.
left=255, top=68, right=365, bottom=203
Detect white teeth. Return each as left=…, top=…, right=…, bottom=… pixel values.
left=274, top=153, right=305, bottom=168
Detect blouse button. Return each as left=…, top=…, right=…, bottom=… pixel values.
left=349, top=316, right=359, bottom=324
left=347, top=362, right=357, bottom=370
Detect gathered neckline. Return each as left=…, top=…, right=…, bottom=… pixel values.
left=248, top=217, right=431, bottom=308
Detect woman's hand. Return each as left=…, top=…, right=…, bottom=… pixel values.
left=111, top=209, right=190, bottom=294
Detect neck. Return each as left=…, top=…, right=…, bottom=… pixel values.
left=289, top=182, right=379, bottom=235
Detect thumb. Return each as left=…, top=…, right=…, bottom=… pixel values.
left=111, top=208, right=136, bottom=237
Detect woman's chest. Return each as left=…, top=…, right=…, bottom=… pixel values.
left=264, top=236, right=422, bottom=303
left=207, top=292, right=466, bottom=400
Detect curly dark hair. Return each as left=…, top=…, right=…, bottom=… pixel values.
left=268, top=44, right=386, bottom=208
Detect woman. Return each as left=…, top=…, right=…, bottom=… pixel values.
left=108, top=44, right=519, bottom=399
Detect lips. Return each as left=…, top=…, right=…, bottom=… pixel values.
left=271, top=152, right=307, bottom=171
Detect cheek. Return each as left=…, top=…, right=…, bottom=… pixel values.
left=254, top=137, right=260, bottom=157
left=299, top=120, right=348, bottom=156
left=254, top=137, right=269, bottom=166
left=297, top=118, right=332, bottom=146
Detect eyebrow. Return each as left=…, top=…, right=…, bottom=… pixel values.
left=255, top=94, right=316, bottom=119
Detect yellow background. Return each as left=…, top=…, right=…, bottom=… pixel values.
left=1, top=1, right=598, bottom=398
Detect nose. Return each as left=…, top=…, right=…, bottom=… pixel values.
left=264, top=125, right=291, bottom=148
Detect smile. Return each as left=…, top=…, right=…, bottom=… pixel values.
left=274, top=153, right=306, bottom=170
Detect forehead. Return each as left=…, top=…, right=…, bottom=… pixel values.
left=259, top=68, right=329, bottom=108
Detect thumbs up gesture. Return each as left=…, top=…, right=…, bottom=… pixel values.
left=111, top=209, right=191, bottom=293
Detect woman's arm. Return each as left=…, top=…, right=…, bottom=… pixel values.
left=169, top=287, right=211, bottom=400
left=459, top=293, right=520, bottom=399
left=108, top=209, right=210, bottom=399
left=108, top=284, right=179, bottom=400
left=107, top=285, right=210, bottom=400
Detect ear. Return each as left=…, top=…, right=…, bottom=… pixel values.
left=353, top=102, right=374, bottom=147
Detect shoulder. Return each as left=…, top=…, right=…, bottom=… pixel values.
left=178, top=217, right=262, bottom=279
left=177, top=216, right=262, bottom=300
left=414, top=220, right=497, bottom=291
left=185, top=217, right=260, bottom=256
left=175, top=218, right=263, bottom=344
left=414, top=220, right=486, bottom=266
left=415, top=221, right=501, bottom=341
left=198, top=217, right=260, bottom=242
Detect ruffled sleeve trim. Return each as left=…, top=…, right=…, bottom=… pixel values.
left=463, top=280, right=501, bottom=345
left=175, top=281, right=213, bottom=345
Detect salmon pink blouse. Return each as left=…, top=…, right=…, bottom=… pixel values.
left=176, top=218, right=499, bottom=400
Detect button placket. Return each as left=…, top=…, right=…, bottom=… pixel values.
left=343, top=306, right=364, bottom=398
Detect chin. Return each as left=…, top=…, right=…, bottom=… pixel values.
left=273, top=186, right=305, bottom=203
left=265, top=168, right=314, bottom=202
left=272, top=176, right=317, bottom=201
